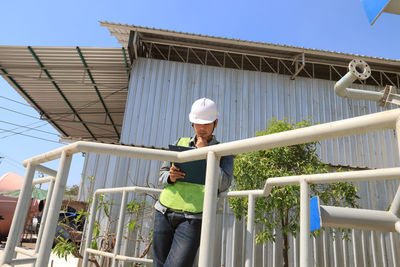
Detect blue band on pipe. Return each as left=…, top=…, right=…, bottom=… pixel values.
left=310, top=196, right=321, bottom=232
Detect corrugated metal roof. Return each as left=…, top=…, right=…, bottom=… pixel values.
left=100, top=21, right=400, bottom=70
left=0, top=46, right=130, bottom=142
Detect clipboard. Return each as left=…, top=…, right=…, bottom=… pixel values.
left=168, top=145, right=207, bottom=185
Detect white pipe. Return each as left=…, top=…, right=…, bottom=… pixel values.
left=178, top=108, right=400, bottom=160
left=32, top=176, right=55, bottom=185
left=265, top=167, right=400, bottom=186
left=74, top=141, right=179, bottom=162
left=35, top=179, right=55, bottom=254
left=0, top=163, right=35, bottom=266
left=245, top=193, right=255, bottom=267
left=22, top=109, right=400, bottom=166
left=82, top=191, right=99, bottom=267
left=22, top=142, right=79, bottom=167
left=34, top=164, right=57, bottom=177
left=86, top=248, right=153, bottom=264
left=263, top=184, right=273, bottom=197
left=23, top=141, right=179, bottom=167
left=391, top=117, right=400, bottom=217
left=35, top=152, right=72, bottom=267
left=198, top=151, right=220, bottom=267
left=111, top=191, right=128, bottom=267
left=299, top=179, right=310, bottom=267
left=9, top=258, right=37, bottom=265
left=320, top=206, right=400, bottom=232
left=334, top=59, right=383, bottom=101
left=218, top=189, right=264, bottom=198
left=395, top=221, right=400, bottom=234
left=94, top=186, right=162, bottom=195
left=15, top=247, right=37, bottom=257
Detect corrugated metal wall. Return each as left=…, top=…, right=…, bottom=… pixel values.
left=80, top=58, right=400, bottom=266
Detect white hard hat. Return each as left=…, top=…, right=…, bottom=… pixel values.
left=189, top=98, right=219, bottom=124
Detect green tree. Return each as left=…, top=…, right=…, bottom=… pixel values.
left=228, top=118, right=359, bottom=267
left=65, top=184, right=80, bottom=196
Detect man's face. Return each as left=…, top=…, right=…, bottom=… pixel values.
left=193, top=119, right=218, bottom=139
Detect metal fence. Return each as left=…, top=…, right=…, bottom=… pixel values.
left=1, top=108, right=400, bottom=267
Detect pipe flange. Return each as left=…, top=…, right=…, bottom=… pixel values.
left=348, top=59, right=371, bottom=80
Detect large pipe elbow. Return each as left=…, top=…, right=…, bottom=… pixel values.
left=334, top=59, right=383, bottom=102
left=396, top=221, right=400, bottom=234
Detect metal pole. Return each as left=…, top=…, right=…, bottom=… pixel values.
left=82, top=192, right=99, bottom=267
left=390, top=116, right=400, bottom=217
left=34, top=164, right=57, bottom=177
left=111, top=190, right=128, bottom=267
left=299, top=179, right=310, bottom=267
left=245, top=193, right=256, bottom=267
left=35, top=151, right=72, bottom=267
left=198, top=151, right=220, bottom=267
left=0, top=163, right=35, bottom=266
left=320, top=205, right=399, bottom=232
left=35, top=177, right=55, bottom=253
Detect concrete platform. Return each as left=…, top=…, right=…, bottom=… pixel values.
left=0, top=243, right=79, bottom=267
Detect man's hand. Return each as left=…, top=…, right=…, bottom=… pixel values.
left=169, top=165, right=185, bottom=182
left=196, top=136, right=208, bottom=148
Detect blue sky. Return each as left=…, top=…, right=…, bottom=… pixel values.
left=0, top=0, right=399, bottom=187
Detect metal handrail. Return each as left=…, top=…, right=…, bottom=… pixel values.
left=1, top=108, right=400, bottom=267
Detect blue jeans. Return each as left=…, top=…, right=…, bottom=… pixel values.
left=153, top=210, right=202, bottom=267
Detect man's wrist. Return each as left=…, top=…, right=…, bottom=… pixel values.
left=167, top=176, right=174, bottom=184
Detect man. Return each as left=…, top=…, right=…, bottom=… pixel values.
left=153, top=98, right=234, bottom=267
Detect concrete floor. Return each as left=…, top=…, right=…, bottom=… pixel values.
left=0, top=242, right=79, bottom=267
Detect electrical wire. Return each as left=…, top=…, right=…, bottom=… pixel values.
left=2, top=159, right=25, bottom=171
left=0, top=95, right=31, bottom=107
left=0, top=120, right=59, bottom=136
left=0, top=85, right=127, bottom=140
left=1, top=154, right=20, bottom=166
left=0, top=154, right=25, bottom=171
left=0, top=128, right=62, bottom=144
left=0, top=121, right=49, bottom=139
left=0, top=120, right=47, bottom=133
left=0, top=106, right=40, bottom=120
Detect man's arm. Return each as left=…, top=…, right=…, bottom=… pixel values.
left=218, top=155, right=234, bottom=192
left=159, top=161, right=172, bottom=185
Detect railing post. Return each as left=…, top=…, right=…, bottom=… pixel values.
left=35, top=151, right=72, bottom=267
left=245, top=193, right=256, bottom=267
left=390, top=116, right=400, bottom=217
left=35, top=177, right=55, bottom=254
left=198, top=151, right=220, bottom=267
left=300, top=178, right=310, bottom=267
left=82, top=191, right=100, bottom=267
left=0, top=163, right=35, bottom=266
left=111, top=190, right=128, bottom=267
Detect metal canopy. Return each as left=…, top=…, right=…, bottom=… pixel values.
left=0, top=46, right=130, bottom=143
left=101, top=21, right=400, bottom=88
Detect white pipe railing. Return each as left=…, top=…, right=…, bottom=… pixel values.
left=82, top=186, right=162, bottom=267
left=1, top=108, right=400, bottom=267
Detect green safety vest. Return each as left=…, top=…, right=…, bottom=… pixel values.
left=159, top=137, right=206, bottom=213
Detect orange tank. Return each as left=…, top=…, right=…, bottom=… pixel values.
left=0, top=172, right=23, bottom=191
left=0, top=172, right=40, bottom=239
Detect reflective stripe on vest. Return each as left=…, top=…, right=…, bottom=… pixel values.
left=159, top=137, right=206, bottom=213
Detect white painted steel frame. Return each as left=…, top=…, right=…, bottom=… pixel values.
left=1, top=108, right=400, bottom=267
left=0, top=165, right=56, bottom=267
left=82, top=186, right=162, bottom=267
